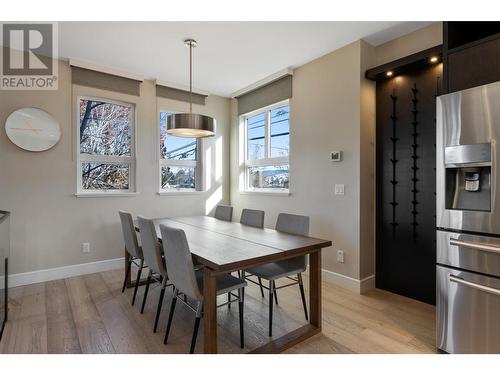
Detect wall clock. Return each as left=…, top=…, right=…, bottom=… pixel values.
left=5, top=107, right=61, bottom=152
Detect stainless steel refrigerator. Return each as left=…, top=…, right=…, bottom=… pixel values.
left=436, top=81, right=500, bottom=353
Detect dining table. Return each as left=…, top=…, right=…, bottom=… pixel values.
left=130, top=215, right=332, bottom=354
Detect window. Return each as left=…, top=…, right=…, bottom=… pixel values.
left=77, top=97, right=136, bottom=194
left=244, top=101, right=290, bottom=191
left=159, top=112, right=200, bottom=191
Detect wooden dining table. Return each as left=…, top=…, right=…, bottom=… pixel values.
left=131, top=215, right=332, bottom=354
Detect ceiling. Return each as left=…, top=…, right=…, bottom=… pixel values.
left=58, top=21, right=433, bottom=97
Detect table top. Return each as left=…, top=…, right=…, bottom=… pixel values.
left=135, top=216, right=331, bottom=272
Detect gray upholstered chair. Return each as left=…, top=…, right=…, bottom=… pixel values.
left=245, top=213, right=310, bottom=336
left=214, top=204, right=233, bottom=222
left=119, top=211, right=147, bottom=306
left=240, top=208, right=265, bottom=228
left=160, top=224, right=247, bottom=353
left=137, top=216, right=172, bottom=333
left=238, top=208, right=266, bottom=297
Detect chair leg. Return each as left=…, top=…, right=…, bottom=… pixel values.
left=140, top=270, right=152, bottom=314
left=273, top=280, right=278, bottom=305
left=154, top=284, right=166, bottom=333
left=268, top=280, right=274, bottom=337
left=258, top=277, right=264, bottom=298
left=238, top=288, right=245, bottom=348
left=121, top=258, right=132, bottom=293
left=131, top=259, right=144, bottom=306
left=164, top=289, right=178, bottom=344
left=298, top=273, right=309, bottom=321
left=227, top=292, right=231, bottom=310
left=190, top=316, right=201, bottom=354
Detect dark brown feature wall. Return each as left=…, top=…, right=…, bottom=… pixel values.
left=376, top=63, right=443, bottom=305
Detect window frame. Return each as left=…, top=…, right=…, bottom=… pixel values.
left=76, top=95, right=137, bottom=196
left=242, top=100, right=290, bottom=193
left=158, top=110, right=203, bottom=193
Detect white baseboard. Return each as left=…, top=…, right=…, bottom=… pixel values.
left=359, top=274, right=376, bottom=293
left=7, top=258, right=376, bottom=294
left=8, top=257, right=125, bottom=288
left=321, top=268, right=375, bottom=294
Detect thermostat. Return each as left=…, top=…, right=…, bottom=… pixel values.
left=331, top=151, right=342, bottom=162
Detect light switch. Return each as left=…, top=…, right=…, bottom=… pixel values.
left=335, top=184, right=345, bottom=195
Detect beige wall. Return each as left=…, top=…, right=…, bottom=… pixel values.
left=0, top=59, right=231, bottom=275
left=230, top=40, right=376, bottom=283
left=374, top=22, right=443, bottom=67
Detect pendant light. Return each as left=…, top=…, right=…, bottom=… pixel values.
left=166, top=39, right=215, bottom=138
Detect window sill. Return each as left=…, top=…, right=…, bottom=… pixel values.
left=240, top=189, right=291, bottom=196
left=157, top=190, right=204, bottom=196
left=75, top=192, right=140, bottom=198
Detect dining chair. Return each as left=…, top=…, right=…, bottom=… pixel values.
left=159, top=224, right=247, bottom=353
left=214, top=204, right=233, bottom=221
left=244, top=213, right=310, bottom=336
left=119, top=211, right=147, bottom=306
left=238, top=208, right=266, bottom=297
left=240, top=208, right=265, bottom=228
left=137, top=216, right=172, bottom=333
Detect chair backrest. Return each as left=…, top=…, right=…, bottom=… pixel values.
left=119, top=211, right=142, bottom=259
left=275, top=213, right=310, bottom=236
left=276, top=213, right=310, bottom=270
left=240, top=208, right=265, bottom=228
left=137, top=216, right=167, bottom=277
left=214, top=205, right=233, bottom=222
left=159, top=224, right=202, bottom=301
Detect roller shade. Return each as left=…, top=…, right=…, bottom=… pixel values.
left=156, top=84, right=207, bottom=105
left=236, top=75, right=292, bottom=115
left=71, top=66, right=142, bottom=96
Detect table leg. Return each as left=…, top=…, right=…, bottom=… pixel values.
left=124, top=249, right=150, bottom=289
left=203, top=267, right=217, bottom=353
left=309, top=249, right=322, bottom=328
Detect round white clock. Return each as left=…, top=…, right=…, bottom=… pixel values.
left=5, top=107, right=61, bottom=152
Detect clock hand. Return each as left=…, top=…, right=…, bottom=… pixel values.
left=10, top=127, right=43, bottom=133
left=24, top=118, right=34, bottom=129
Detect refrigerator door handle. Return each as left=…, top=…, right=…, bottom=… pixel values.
left=449, top=274, right=500, bottom=296
left=450, top=238, right=500, bottom=255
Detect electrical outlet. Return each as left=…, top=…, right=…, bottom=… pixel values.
left=336, top=250, right=345, bottom=263
left=335, top=184, right=345, bottom=195
left=81, top=242, right=90, bottom=253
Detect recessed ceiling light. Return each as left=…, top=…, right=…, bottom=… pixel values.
left=430, top=56, right=439, bottom=63
left=386, top=71, right=393, bottom=77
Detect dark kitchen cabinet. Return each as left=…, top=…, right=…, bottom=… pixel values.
left=444, top=22, right=500, bottom=93
left=0, top=211, right=9, bottom=341
left=448, top=38, right=500, bottom=93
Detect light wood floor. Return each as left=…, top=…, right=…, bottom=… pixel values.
left=0, top=268, right=436, bottom=354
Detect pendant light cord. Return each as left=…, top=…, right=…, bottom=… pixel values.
left=189, top=41, right=193, bottom=114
